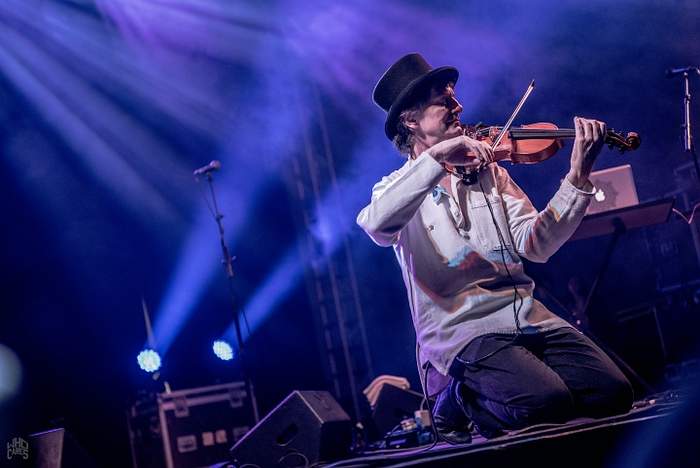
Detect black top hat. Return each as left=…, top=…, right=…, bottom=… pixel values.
left=373, top=53, right=459, bottom=141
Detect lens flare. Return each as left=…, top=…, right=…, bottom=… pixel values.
left=0, top=344, right=22, bottom=402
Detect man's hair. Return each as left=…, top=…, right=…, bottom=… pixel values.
left=393, top=108, right=420, bottom=158
left=391, top=81, right=454, bottom=159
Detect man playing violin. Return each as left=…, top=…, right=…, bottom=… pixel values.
left=357, top=53, right=633, bottom=442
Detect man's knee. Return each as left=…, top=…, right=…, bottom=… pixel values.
left=585, top=372, right=634, bottom=417
left=501, top=385, right=574, bottom=428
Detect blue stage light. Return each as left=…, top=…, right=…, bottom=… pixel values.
left=212, top=340, right=234, bottom=361
left=137, top=349, right=162, bottom=372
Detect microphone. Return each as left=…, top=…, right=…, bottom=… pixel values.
left=193, top=160, right=221, bottom=176
left=665, top=66, right=700, bottom=78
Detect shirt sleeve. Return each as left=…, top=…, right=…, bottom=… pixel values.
left=356, top=153, right=446, bottom=247
left=495, top=164, right=594, bottom=263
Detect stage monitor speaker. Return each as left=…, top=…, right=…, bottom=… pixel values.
left=612, top=303, right=668, bottom=383
left=28, top=428, right=97, bottom=468
left=371, top=384, right=424, bottom=438
left=230, top=390, right=351, bottom=467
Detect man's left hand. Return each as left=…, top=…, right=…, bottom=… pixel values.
left=566, top=116, right=606, bottom=190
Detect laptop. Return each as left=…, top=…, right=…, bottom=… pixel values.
left=586, top=164, right=639, bottom=215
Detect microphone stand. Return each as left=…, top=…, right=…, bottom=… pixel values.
left=680, top=71, right=699, bottom=182
left=202, top=171, right=259, bottom=422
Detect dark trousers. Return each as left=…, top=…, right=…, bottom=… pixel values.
left=440, top=327, right=634, bottom=437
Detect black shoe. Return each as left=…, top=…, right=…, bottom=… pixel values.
left=435, top=427, right=472, bottom=445
left=432, top=379, right=472, bottom=444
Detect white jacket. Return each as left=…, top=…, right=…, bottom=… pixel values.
left=357, top=153, right=594, bottom=381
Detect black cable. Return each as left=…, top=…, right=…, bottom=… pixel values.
left=419, top=363, right=441, bottom=450
left=195, top=176, right=218, bottom=219
left=451, top=175, right=523, bottom=368
left=323, top=364, right=443, bottom=467
left=478, top=176, right=524, bottom=334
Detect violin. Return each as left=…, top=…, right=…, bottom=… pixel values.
left=444, top=82, right=641, bottom=183
left=462, top=121, right=641, bottom=165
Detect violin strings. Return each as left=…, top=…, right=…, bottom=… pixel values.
left=477, top=127, right=576, bottom=137
left=509, top=131, right=576, bottom=139
left=477, top=127, right=621, bottom=142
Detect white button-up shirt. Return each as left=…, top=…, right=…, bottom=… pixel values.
left=357, top=153, right=594, bottom=389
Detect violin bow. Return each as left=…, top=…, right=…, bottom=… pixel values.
left=490, top=79, right=536, bottom=151
left=456, top=79, right=536, bottom=183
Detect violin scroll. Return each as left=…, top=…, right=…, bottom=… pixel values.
left=605, top=129, right=641, bottom=153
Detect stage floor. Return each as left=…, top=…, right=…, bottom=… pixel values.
left=324, top=391, right=686, bottom=467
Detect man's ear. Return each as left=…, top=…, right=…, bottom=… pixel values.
left=404, top=113, right=419, bottom=132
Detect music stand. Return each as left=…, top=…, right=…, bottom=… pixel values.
left=570, top=197, right=675, bottom=241
left=568, top=198, right=675, bottom=395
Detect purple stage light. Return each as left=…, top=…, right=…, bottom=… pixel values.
left=311, top=129, right=397, bottom=253
left=224, top=247, right=303, bottom=343
left=0, top=0, right=233, bottom=224
left=219, top=132, right=397, bottom=345
left=10, top=0, right=667, bottom=362
left=151, top=219, right=221, bottom=356
left=95, top=0, right=275, bottom=65
left=149, top=47, right=308, bottom=356
left=0, top=33, right=178, bottom=224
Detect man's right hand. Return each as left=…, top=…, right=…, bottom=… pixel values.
left=426, top=135, right=495, bottom=168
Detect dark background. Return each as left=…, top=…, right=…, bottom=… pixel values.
left=1, top=0, right=699, bottom=466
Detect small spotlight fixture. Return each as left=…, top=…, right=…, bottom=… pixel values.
left=212, top=340, right=234, bottom=361
left=137, top=349, right=162, bottom=372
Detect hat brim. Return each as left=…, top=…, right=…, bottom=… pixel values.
left=384, top=66, right=459, bottom=140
